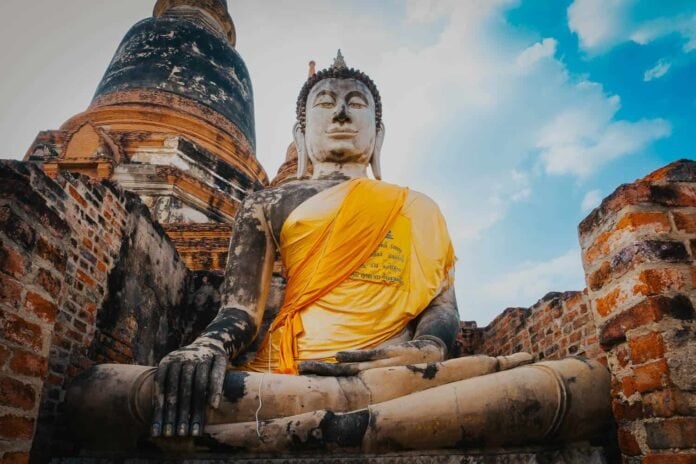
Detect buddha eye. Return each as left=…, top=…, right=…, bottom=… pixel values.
left=348, top=98, right=367, bottom=109
left=313, top=95, right=335, bottom=108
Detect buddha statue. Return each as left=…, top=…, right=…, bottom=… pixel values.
left=67, top=51, right=612, bottom=454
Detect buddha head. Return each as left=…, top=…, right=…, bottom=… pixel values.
left=294, top=50, right=384, bottom=179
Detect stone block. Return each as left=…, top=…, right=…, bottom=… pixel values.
left=598, top=295, right=693, bottom=348
left=645, top=418, right=696, bottom=449
left=0, top=415, right=34, bottom=440
left=628, top=332, right=665, bottom=365
left=24, top=292, right=58, bottom=324
left=9, top=350, right=48, bottom=378
left=0, top=376, right=36, bottom=410
left=0, top=310, right=42, bottom=351
left=634, top=359, right=670, bottom=393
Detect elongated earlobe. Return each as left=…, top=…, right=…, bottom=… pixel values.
left=371, top=123, right=385, bottom=180
left=293, top=123, right=309, bottom=179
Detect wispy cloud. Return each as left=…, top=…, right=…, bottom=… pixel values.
left=468, top=249, right=586, bottom=320
left=581, top=189, right=602, bottom=213
left=568, top=0, right=696, bottom=54
left=643, top=59, right=673, bottom=81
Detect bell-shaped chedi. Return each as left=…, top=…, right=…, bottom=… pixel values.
left=25, top=0, right=268, bottom=272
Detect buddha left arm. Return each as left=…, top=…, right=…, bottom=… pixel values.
left=298, top=286, right=460, bottom=376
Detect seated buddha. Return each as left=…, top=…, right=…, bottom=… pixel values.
left=67, top=52, right=611, bottom=454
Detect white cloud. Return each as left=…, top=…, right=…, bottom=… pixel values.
left=516, top=38, right=558, bottom=71
left=581, top=189, right=602, bottom=213
left=536, top=87, right=670, bottom=176
left=643, top=60, right=672, bottom=81
left=568, top=0, right=696, bottom=54
left=567, top=0, right=632, bottom=53
left=468, top=249, right=586, bottom=321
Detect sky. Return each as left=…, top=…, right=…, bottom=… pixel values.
left=0, top=0, right=694, bottom=325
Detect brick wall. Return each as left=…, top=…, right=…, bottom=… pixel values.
left=457, top=290, right=603, bottom=363
left=0, top=161, right=220, bottom=462
left=579, top=160, right=696, bottom=463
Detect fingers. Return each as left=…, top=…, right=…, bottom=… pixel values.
left=176, top=362, right=195, bottom=436
left=191, top=360, right=210, bottom=437
left=208, top=354, right=227, bottom=409
left=335, top=348, right=384, bottom=363
left=151, top=362, right=168, bottom=437
left=163, top=362, right=181, bottom=437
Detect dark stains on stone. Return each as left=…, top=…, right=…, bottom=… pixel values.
left=221, top=371, right=248, bottom=404
left=406, top=363, right=439, bottom=380
left=667, top=294, right=695, bottom=320
left=317, top=410, right=369, bottom=448
left=94, top=17, right=256, bottom=149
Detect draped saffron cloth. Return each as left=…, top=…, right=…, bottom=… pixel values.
left=244, top=178, right=455, bottom=374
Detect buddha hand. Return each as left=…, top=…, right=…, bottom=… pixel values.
left=297, top=338, right=445, bottom=376
left=151, top=337, right=227, bottom=438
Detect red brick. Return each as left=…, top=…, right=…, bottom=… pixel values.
left=0, top=274, right=22, bottom=309
left=0, top=345, right=8, bottom=365
left=588, top=261, right=612, bottom=291
left=68, top=185, right=87, bottom=208
left=35, top=237, right=66, bottom=273
left=0, top=207, right=36, bottom=250
left=650, top=184, right=696, bottom=208
left=617, top=211, right=673, bottom=232
left=599, top=296, right=692, bottom=348
left=673, top=211, right=696, bottom=233
left=0, top=239, right=26, bottom=278
left=635, top=359, right=670, bottom=393
left=596, top=288, right=622, bottom=318
left=629, top=332, right=665, bottom=364
left=76, top=269, right=95, bottom=287
left=0, top=311, right=42, bottom=351
left=35, top=268, right=61, bottom=299
left=0, top=451, right=31, bottom=464
left=646, top=417, right=696, bottom=449
left=0, top=415, right=34, bottom=439
left=642, top=454, right=696, bottom=464
left=0, top=376, right=35, bottom=410
left=634, top=268, right=688, bottom=296
left=643, top=389, right=682, bottom=418
left=612, top=399, right=643, bottom=421
left=621, top=376, right=637, bottom=397
left=9, top=350, right=48, bottom=377
left=24, top=292, right=57, bottom=323
left=617, top=427, right=642, bottom=456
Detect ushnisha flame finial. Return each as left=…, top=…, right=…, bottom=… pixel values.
left=332, top=49, right=347, bottom=70
left=308, top=61, right=316, bottom=78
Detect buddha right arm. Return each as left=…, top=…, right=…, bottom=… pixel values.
left=152, top=196, right=275, bottom=438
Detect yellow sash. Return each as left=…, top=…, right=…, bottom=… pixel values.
left=270, top=178, right=407, bottom=374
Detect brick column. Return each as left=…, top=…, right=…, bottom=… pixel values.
left=580, top=160, right=696, bottom=463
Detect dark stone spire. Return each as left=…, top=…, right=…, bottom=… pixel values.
left=92, top=0, right=255, bottom=148
left=153, top=0, right=236, bottom=46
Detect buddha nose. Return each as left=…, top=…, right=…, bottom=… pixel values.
left=333, top=104, right=350, bottom=124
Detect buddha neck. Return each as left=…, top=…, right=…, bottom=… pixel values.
left=311, top=162, right=369, bottom=180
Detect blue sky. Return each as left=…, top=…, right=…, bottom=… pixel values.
left=0, top=0, right=694, bottom=324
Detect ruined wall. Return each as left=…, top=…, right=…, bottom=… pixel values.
left=0, top=161, right=219, bottom=462
left=457, top=291, right=603, bottom=363
left=579, top=160, right=696, bottom=463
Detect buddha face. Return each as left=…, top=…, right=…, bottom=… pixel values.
left=304, top=78, right=377, bottom=167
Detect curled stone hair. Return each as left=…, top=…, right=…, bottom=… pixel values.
left=296, top=50, right=383, bottom=132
